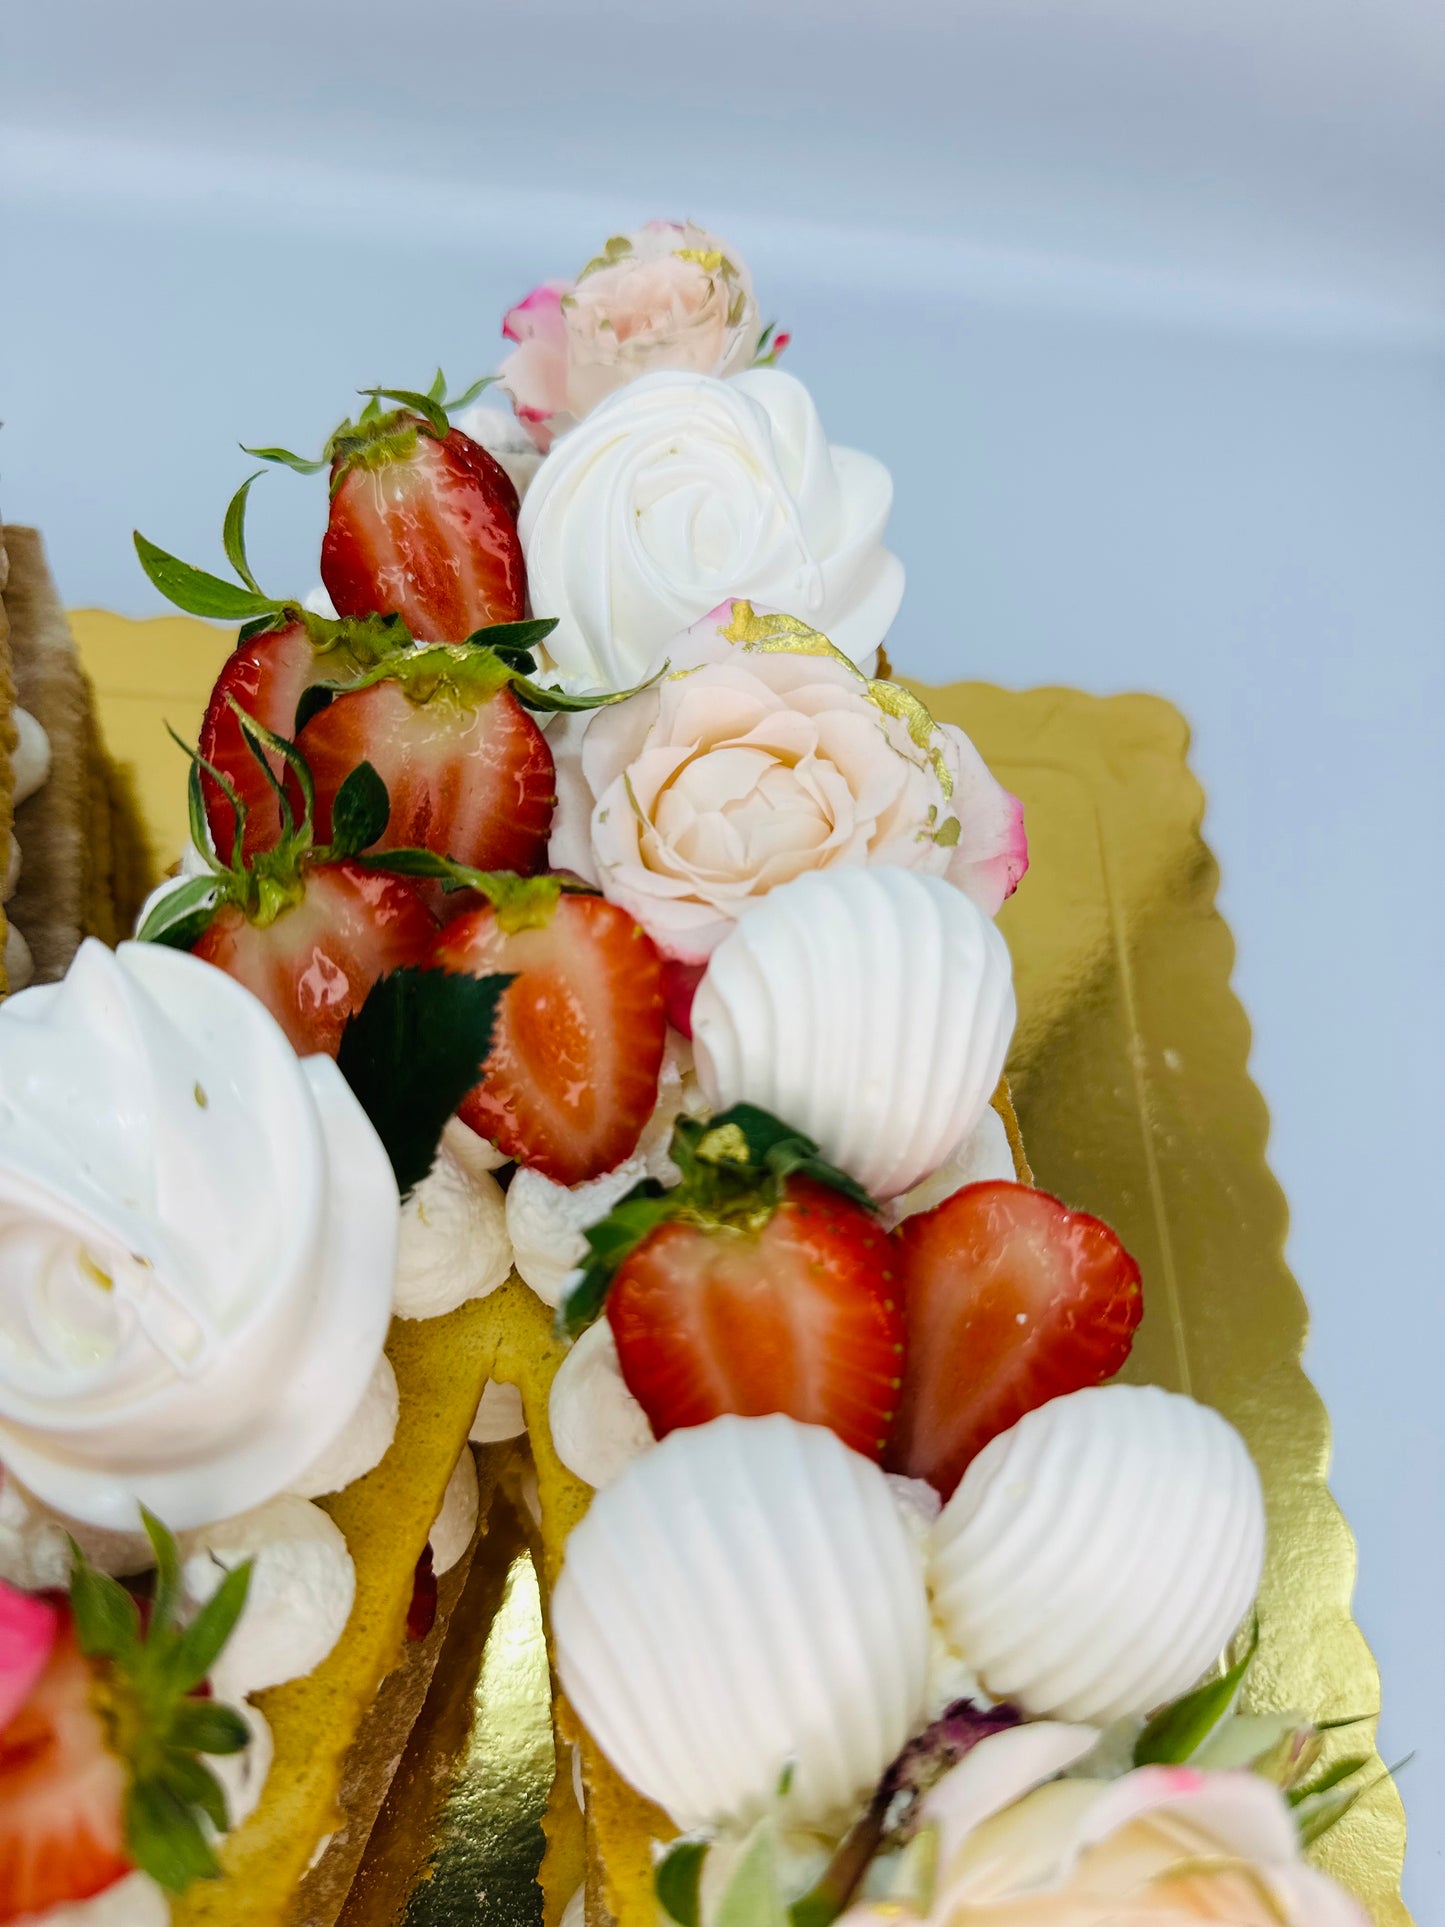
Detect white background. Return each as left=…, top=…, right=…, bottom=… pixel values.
left=4, top=0, right=1443, bottom=1911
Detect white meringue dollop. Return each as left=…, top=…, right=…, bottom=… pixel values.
left=469, top=1378, right=526, bottom=1444
left=552, top=1413, right=930, bottom=1834
left=393, top=1119, right=512, bottom=1319
left=692, top=867, right=1016, bottom=1199
left=519, top=368, right=903, bottom=689
left=428, top=1447, right=479, bottom=1576
left=929, top=1384, right=1267, bottom=1725
left=182, top=1492, right=356, bottom=1699
left=289, top=1353, right=399, bottom=1500
left=548, top=1319, right=655, bottom=1489
left=0, top=941, right=398, bottom=1530
left=3, top=923, right=34, bottom=994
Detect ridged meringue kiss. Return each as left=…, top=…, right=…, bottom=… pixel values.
left=691, top=867, right=1016, bottom=1199
left=0, top=941, right=398, bottom=1530
left=929, top=1384, right=1266, bottom=1725
left=552, top=1413, right=930, bottom=1833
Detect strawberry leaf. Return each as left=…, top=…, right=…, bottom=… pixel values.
left=168, top=1560, right=252, bottom=1695
left=359, top=385, right=450, bottom=440
left=294, top=682, right=334, bottom=735
left=446, top=373, right=496, bottom=410
left=220, top=472, right=267, bottom=596
left=655, top=1836, right=709, bottom=1927
left=136, top=875, right=222, bottom=951
left=160, top=1754, right=230, bottom=1833
left=337, top=966, right=515, bottom=1197
left=141, top=1506, right=183, bottom=1636
left=168, top=1699, right=251, bottom=1756
left=327, top=760, right=390, bottom=858
left=559, top=1180, right=674, bottom=1337
left=459, top=616, right=559, bottom=661
left=67, top=1545, right=141, bottom=1662
left=241, top=441, right=327, bottom=475
left=127, top=1778, right=221, bottom=1891
left=510, top=659, right=667, bottom=714
left=1134, top=1619, right=1259, bottom=1766
left=134, top=533, right=282, bottom=622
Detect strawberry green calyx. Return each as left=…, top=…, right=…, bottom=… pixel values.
left=558, top=1104, right=877, bottom=1339
left=137, top=713, right=391, bottom=950
left=134, top=474, right=410, bottom=671
left=355, top=851, right=599, bottom=933
left=242, top=369, right=496, bottom=484
left=297, top=618, right=663, bottom=721
left=68, top=1508, right=253, bottom=1893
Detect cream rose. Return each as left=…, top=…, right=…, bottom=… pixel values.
left=841, top=1725, right=1366, bottom=1927
left=518, top=369, right=905, bottom=689
left=498, top=221, right=769, bottom=450
left=549, top=601, right=1027, bottom=969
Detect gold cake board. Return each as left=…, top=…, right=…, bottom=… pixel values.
left=69, top=609, right=1411, bottom=1927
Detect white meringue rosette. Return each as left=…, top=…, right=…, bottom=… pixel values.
left=519, top=369, right=904, bottom=688
left=0, top=941, right=397, bottom=1530
left=393, top=1117, right=512, bottom=1319
left=552, top=1414, right=931, bottom=1834
left=693, top=866, right=1016, bottom=1199
left=929, top=1383, right=1266, bottom=1725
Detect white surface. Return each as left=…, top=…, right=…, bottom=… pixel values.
left=2, top=0, right=1441, bottom=1909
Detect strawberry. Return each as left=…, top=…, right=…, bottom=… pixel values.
left=292, top=644, right=558, bottom=882
left=135, top=474, right=412, bottom=861
left=247, top=374, right=525, bottom=642
left=559, top=1105, right=902, bottom=1459
left=0, top=1512, right=254, bottom=1918
left=139, top=713, right=436, bottom=1058
left=886, top=1181, right=1143, bottom=1499
left=427, top=879, right=667, bottom=1184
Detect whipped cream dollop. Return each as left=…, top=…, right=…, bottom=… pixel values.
left=548, top=1319, right=654, bottom=1488
left=290, top=1353, right=399, bottom=1500
left=428, top=1447, right=479, bottom=1575
left=0, top=941, right=398, bottom=1529
left=519, top=369, right=904, bottom=689
left=394, top=1119, right=512, bottom=1319
left=10, top=707, right=51, bottom=806
left=470, top=1377, right=526, bottom=1444
left=929, top=1384, right=1266, bottom=1725
left=182, top=1493, right=355, bottom=1699
left=693, top=867, right=1016, bottom=1199
left=553, top=1413, right=930, bottom=1834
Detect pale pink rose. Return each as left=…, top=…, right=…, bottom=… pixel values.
left=841, top=1727, right=1367, bottom=1927
left=499, top=222, right=768, bottom=450
left=549, top=600, right=1027, bottom=969
left=0, top=1574, right=58, bottom=1732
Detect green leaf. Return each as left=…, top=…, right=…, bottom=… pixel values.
left=220, top=471, right=266, bottom=595
left=426, top=366, right=448, bottom=403
left=509, top=658, right=667, bottom=714
left=241, top=442, right=327, bottom=475
left=294, top=682, right=334, bottom=735
left=140, top=1507, right=183, bottom=1636
left=1295, top=1762, right=1400, bottom=1848
left=168, top=1559, right=252, bottom=1694
left=168, top=1698, right=252, bottom=1757
left=337, top=967, right=514, bottom=1197
left=126, top=1777, right=221, bottom=1892
left=559, top=1181, right=674, bottom=1337
left=327, top=760, right=390, bottom=857
left=1134, top=1620, right=1259, bottom=1766
left=229, top=700, right=313, bottom=843
left=172, top=724, right=247, bottom=874
left=460, top=616, right=560, bottom=657
left=446, top=373, right=496, bottom=410
left=68, top=1544, right=141, bottom=1662
left=358, top=385, right=449, bottom=440
left=160, top=1754, right=230, bottom=1833
left=134, top=533, right=281, bottom=621
left=135, top=874, right=221, bottom=950
left=1288, top=1755, right=1372, bottom=1807
left=714, top=1818, right=789, bottom=1927
left=656, top=1836, right=709, bottom=1927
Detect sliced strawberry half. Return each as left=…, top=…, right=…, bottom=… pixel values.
left=295, top=668, right=556, bottom=882
left=608, top=1177, right=903, bottom=1459
left=0, top=1512, right=255, bottom=1919
left=886, top=1181, right=1143, bottom=1499
left=429, top=883, right=667, bottom=1184
left=139, top=714, right=437, bottom=1058
left=0, top=1616, right=130, bottom=1920
left=193, top=858, right=437, bottom=1059
left=323, top=422, right=525, bottom=642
